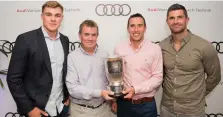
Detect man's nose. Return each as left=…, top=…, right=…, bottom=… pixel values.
left=134, top=27, right=139, bottom=32
left=51, top=16, right=56, bottom=21
left=88, top=35, right=94, bottom=40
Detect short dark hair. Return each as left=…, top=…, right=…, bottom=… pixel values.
left=167, top=3, right=188, bottom=18
left=79, top=20, right=99, bottom=35
left=42, top=1, right=63, bottom=13
left=127, top=13, right=146, bottom=28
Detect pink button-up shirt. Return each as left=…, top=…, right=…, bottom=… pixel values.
left=114, top=39, right=163, bottom=99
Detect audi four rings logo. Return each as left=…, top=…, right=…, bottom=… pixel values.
left=69, top=41, right=81, bottom=52
left=206, top=113, right=223, bottom=117
left=212, top=41, right=223, bottom=54
left=5, top=112, right=24, bottom=117
left=95, top=4, right=131, bottom=16
left=1, top=40, right=223, bottom=55
left=152, top=41, right=223, bottom=54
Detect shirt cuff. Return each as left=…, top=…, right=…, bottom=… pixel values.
left=91, top=89, right=102, bottom=98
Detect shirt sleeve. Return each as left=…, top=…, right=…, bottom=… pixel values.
left=202, top=43, right=221, bottom=96
left=65, top=54, right=101, bottom=100
left=134, top=46, right=163, bottom=94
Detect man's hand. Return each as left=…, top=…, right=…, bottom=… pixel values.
left=111, top=101, right=117, bottom=113
left=101, top=90, right=114, bottom=100
left=28, top=107, right=48, bottom=117
left=64, top=97, right=70, bottom=106
left=122, top=87, right=135, bottom=99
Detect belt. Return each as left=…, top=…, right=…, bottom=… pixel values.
left=124, top=97, right=154, bottom=104
left=76, top=101, right=105, bottom=109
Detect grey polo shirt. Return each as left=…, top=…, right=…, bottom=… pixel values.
left=66, top=46, right=109, bottom=107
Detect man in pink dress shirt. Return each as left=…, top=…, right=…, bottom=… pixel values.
left=113, top=13, right=163, bottom=117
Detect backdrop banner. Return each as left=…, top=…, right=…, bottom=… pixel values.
left=0, top=1, right=222, bottom=117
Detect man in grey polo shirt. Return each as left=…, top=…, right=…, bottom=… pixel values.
left=159, top=3, right=221, bottom=117
left=66, top=20, right=114, bottom=117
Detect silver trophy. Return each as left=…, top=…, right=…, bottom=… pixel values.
left=105, top=56, right=124, bottom=97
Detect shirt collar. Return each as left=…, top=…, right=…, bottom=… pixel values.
left=41, top=26, right=60, bottom=40
left=80, top=44, right=98, bottom=55
left=169, top=30, right=192, bottom=44
left=128, top=39, right=146, bottom=50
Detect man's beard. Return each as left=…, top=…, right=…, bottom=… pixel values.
left=170, top=27, right=186, bottom=34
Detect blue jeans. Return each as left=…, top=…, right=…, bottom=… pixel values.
left=117, top=97, right=157, bottom=117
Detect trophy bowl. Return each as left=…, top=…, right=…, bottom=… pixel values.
left=105, top=57, right=124, bottom=97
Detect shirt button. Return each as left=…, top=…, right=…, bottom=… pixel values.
left=174, top=89, right=176, bottom=91
left=174, top=100, right=176, bottom=103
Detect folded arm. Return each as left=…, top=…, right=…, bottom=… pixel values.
left=203, top=44, right=221, bottom=96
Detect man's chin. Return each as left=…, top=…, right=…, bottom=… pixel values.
left=84, top=45, right=97, bottom=49
left=131, top=38, right=143, bottom=42
left=48, top=29, right=58, bottom=32
left=47, top=26, right=59, bottom=32
left=171, top=29, right=184, bottom=34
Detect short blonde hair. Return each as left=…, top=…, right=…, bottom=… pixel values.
left=42, top=1, right=63, bottom=13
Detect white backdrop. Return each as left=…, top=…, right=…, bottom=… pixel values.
left=0, top=1, right=223, bottom=117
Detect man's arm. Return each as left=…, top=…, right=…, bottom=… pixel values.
left=203, top=43, right=221, bottom=96
left=134, top=46, right=163, bottom=94
left=7, top=35, right=34, bottom=114
left=66, top=54, right=102, bottom=100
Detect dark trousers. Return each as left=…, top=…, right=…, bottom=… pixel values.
left=117, top=98, right=157, bottom=117
left=54, top=105, right=69, bottom=117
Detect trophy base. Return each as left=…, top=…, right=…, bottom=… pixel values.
left=110, top=84, right=124, bottom=97
left=109, top=92, right=127, bottom=98
left=113, top=92, right=123, bottom=97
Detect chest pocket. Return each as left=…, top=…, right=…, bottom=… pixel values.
left=179, top=49, right=202, bottom=72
